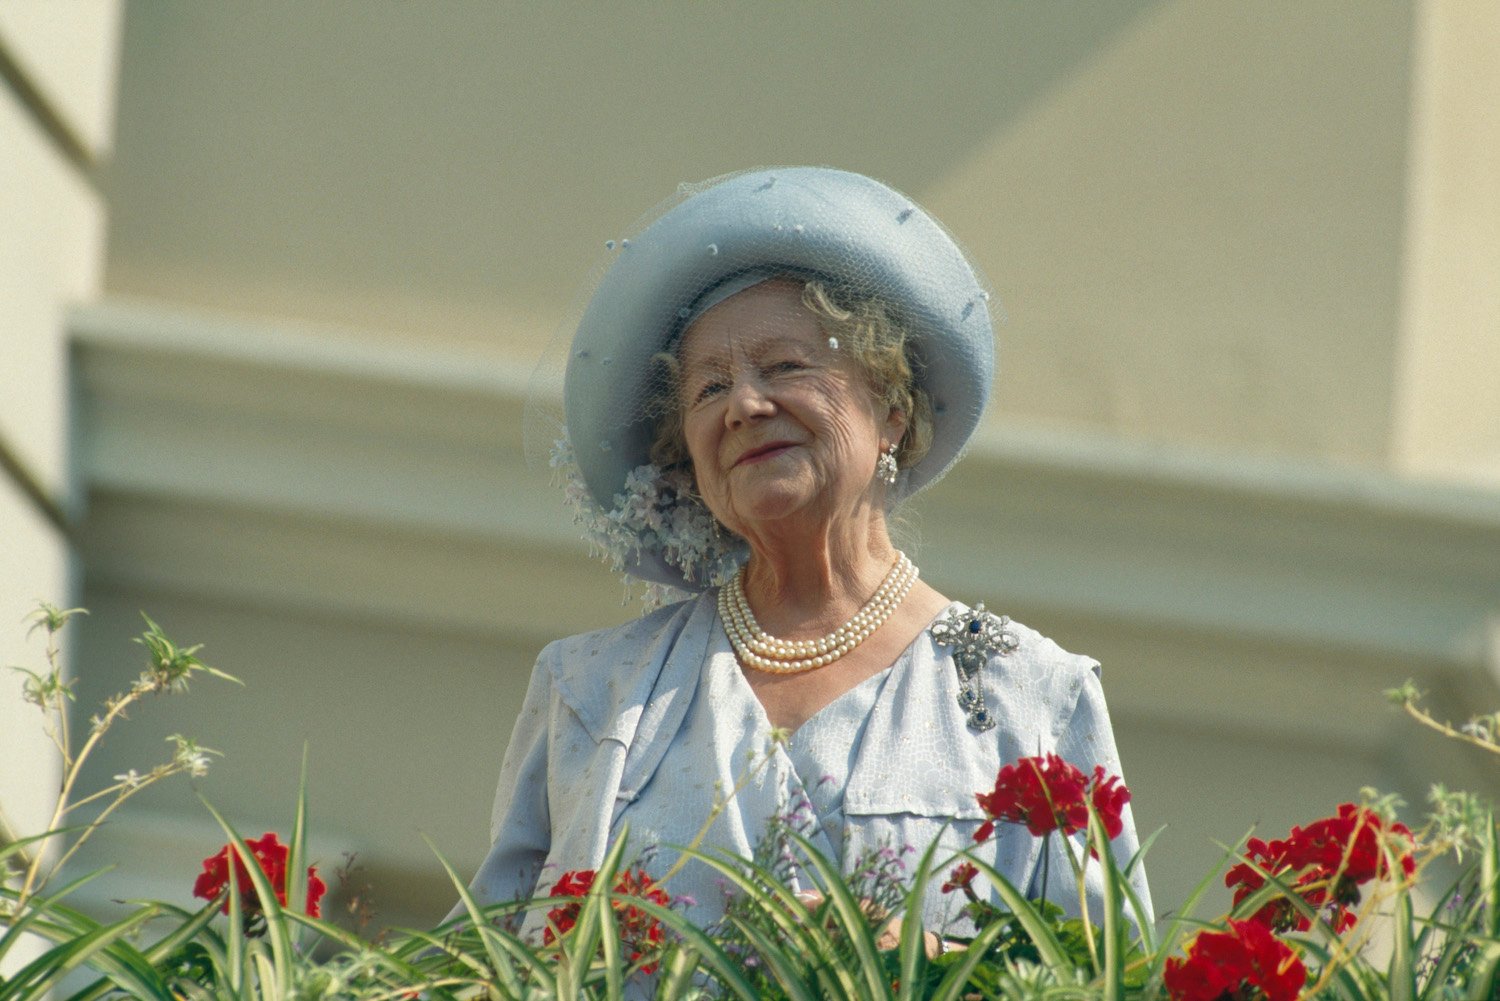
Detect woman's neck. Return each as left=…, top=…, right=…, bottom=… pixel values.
left=736, top=509, right=898, bottom=639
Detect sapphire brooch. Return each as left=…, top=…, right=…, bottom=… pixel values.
left=929, top=603, right=1018, bottom=732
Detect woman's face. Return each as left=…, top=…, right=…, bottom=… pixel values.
left=677, top=279, right=899, bottom=540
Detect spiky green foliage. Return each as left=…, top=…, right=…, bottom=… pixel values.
left=8, top=609, right=1500, bottom=999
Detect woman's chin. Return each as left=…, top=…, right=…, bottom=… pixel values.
left=728, top=489, right=817, bottom=534
left=720, top=489, right=804, bottom=528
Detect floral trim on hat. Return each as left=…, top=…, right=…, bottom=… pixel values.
left=551, top=433, right=746, bottom=609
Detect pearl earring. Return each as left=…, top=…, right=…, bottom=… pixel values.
left=875, top=442, right=899, bottom=485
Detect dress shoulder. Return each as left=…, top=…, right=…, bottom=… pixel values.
left=1001, top=617, right=1102, bottom=679
left=538, top=593, right=699, bottom=671
left=537, top=591, right=715, bottom=743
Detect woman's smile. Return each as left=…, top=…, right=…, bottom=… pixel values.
left=733, top=440, right=800, bottom=467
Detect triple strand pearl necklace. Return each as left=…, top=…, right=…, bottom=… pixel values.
left=719, top=551, right=918, bottom=674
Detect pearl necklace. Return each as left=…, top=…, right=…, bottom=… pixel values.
left=718, top=552, right=918, bottom=674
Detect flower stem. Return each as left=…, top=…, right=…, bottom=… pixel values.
left=1398, top=697, right=1500, bottom=757
left=41, top=768, right=180, bottom=889
left=1039, top=832, right=1050, bottom=907
left=16, top=684, right=144, bottom=908
left=1066, top=834, right=1100, bottom=975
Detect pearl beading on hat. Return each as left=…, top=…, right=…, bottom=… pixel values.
left=718, top=552, right=918, bottom=674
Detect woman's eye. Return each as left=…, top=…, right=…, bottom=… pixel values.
left=693, top=381, right=727, bottom=403
left=766, top=360, right=805, bottom=376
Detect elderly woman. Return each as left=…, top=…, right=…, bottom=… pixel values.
left=464, top=167, right=1151, bottom=942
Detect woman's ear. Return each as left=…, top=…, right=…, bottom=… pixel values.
left=885, top=407, right=908, bottom=449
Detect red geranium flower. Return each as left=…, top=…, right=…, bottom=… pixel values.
left=1225, top=836, right=1304, bottom=933
left=1164, top=918, right=1306, bottom=1001
left=1225, top=803, right=1416, bottom=934
left=940, top=862, right=979, bottom=895
left=543, top=868, right=672, bottom=974
left=193, top=833, right=326, bottom=923
left=973, top=753, right=1130, bottom=847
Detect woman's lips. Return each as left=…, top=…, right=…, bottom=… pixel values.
left=734, top=442, right=798, bottom=467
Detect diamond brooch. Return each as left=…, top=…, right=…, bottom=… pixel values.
left=928, top=603, right=1018, bottom=732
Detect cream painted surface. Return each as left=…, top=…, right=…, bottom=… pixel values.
left=102, top=2, right=1156, bottom=350
left=1392, top=0, right=1500, bottom=484
left=0, top=0, right=121, bottom=154
left=0, top=476, right=68, bottom=850
left=0, top=6, right=115, bottom=973
left=923, top=0, right=1412, bottom=465
left=0, top=87, right=106, bottom=499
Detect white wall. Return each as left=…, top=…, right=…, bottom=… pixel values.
left=1392, top=0, right=1500, bottom=484
left=0, top=0, right=120, bottom=974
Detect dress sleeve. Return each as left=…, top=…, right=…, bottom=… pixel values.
left=1033, top=664, right=1155, bottom=931
left=455, top=648, right=556, bottom=916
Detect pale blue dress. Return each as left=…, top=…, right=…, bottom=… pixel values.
left=461, top=592, right=1152, bottom=936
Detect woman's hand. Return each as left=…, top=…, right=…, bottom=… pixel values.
left=793, top=890, right=950, bottom=957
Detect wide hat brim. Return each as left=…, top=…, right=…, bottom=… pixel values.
left=564, top=166, right=997, bottom=589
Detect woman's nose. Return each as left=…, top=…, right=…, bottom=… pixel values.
left=724, top=376, right=775, bottom=428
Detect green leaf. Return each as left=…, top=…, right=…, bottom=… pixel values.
left=926, top=913, right=1012, bottom=1001
left=896, top=833, right=947, bottom=1001
left=1144, top=833, right=1246, bottom=994
left=965, top=854, right=1073, bottom=971
left=682, top=845, right=852, bottom=999
left=1418, top=869, right=1493, bottom=999
left=725, top=913, right=821, bottom=1001
left=1410, top=820, right=1500, bottom=997
left=286, top=744, right=312, bottom=952
left=0, top=824, right=88, bottom=876
left=25, top=601, right=88, bottom=637
left=1120, top=824, right=1162, bottom=955
left=199, top=797, right=294, bottom=997
left=0, top=906, right=168, bottom=1001
left=1465, top=941, right=1500, bottom=1000
left=425, top=835, right=540, bottom=998
left=625, top=894, right=761, bottom=1001
left=785, top=828, right=890, bottom=1001
left=596, top=836, right=626, bottom=1001
left=1091, top=811, right=1125, bottom=1001
left=654, top=942, right=701, bottom=1001
left=1388, top=868, right=1416, bottom=1001
left=62, top=899, right=221, bottom=1001
left=1297, top=936, right=1383, bottom=1000
left=1484, top=813, right=1500, bottom=940
left=558, top=831, right=632, bottom=998
left=0, top=864, right=115, bottom=967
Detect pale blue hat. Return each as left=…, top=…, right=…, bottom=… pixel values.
left=561, top=166, right=997, bottom=589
